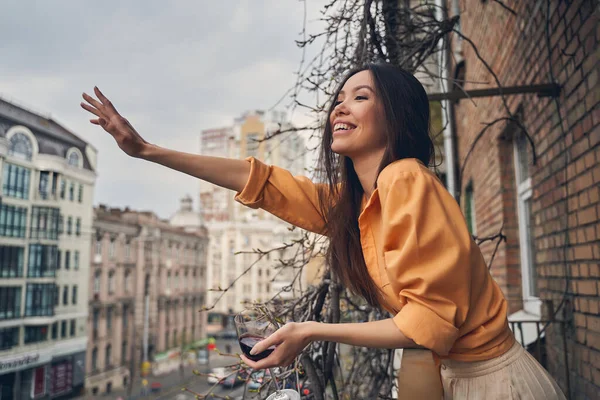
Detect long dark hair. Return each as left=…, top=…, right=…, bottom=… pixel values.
left=317, top=63, right=434, bottom=307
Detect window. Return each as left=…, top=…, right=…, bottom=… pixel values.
left=62, top=285, right=68, bottom=305
left=78, top=184, right=83, bottom=203
left=91, top=347, right=98, bottom=371
left=123, top=305, right=129, bottom=330
left=58, top=215, right=64, bottom=235
left=60, top=180, right=66, bottom=199
left=74, top=251, right=79, bottom=270
left=109, top=240, right=115, bottom=258
left=0, top=246, right=24, bottom=277
left=0, top=287, right=21, bottom=320
left=61, top=320, right=67, bottom=338
left=65, top=251, right=70, bottom=270
left=107, top=307, right=113, bottom=330
left=69, top=182, right=75, bottom=201
left=57, top=250, right=61, bottom=270
left=173, top=329, right=178, bottom=347
left=93, top=271, right=101, bottom=294
left=167, top=272, right=171, bottom=289
left=92, top=309, right=99, bottom=337
left=95, top=239, right=102, bottom=256
left=68, top=151, right=80, bottom=167
left=2, top=163, right=30, bottom=199
left=30, top=207, right=60, bottom=239
left=54, top=285, right=60, bottom=306
left=66, top=217, right=72, bottom=235
left=8, top=132, right=33, bottom=161
left=121, top=341, right=128, bottom=363
left=72, top=285, right=78, bottom=305
left=25, top=284, right=54, bottom=317
left=75, top=218, right=81, bottom=236
left=513, top=131, right=539, bottom=315
left=70, top=320, right=76, bottom=337
left=27, top=244, right=58, bottom=277
left=174, top=272, right=179, bottom=289
left=464, top=183, right=476, bottom=235
left=0, top=204, right=27, bottom=238
left=38, top=171, right=50, bottom=199
left=108, top=271, right=115, bottom=294
left=24, top=326, right=48, bottom=344
left=124, top=270, right=131, bottom=293
left=125, top=242, right=131, bottom=259
left=51, top=322, right=58, bottom=339
left=105, top=344, right=112, bottom=367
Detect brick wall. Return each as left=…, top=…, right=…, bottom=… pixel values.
left=451, top=0, right=599, bottom=398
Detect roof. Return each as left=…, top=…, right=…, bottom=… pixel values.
left=0, top=96, right=95, bottom=171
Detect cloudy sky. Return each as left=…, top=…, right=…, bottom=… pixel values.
left=0, top=0, right=325, bottom=219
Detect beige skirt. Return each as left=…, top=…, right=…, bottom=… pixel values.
left=440, top=341, right=567, bottom=399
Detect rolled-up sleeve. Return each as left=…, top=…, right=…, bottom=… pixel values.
left=234, top=157, right=329, bottom=235
left=378, top=168, right=474, bottom=356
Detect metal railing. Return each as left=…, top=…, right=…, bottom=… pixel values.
left=509, top=317, right=571, bottom=398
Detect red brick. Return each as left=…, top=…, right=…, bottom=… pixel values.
left=579, top=280, right=598, bottom=295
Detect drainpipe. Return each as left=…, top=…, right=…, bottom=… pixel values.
left=435, top=0, right=460, bottom=201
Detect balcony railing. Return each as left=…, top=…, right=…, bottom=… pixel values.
left=509, top=311, right=571, bottom=397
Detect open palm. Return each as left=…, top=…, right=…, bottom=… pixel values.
left=80, top=87, right=149, bottom=158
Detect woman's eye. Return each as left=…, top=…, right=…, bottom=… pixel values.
left=334, top=100, right=342, bottom=106
left=355, top=95, right=368, bottom=100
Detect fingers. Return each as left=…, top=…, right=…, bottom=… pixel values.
left=94, top=86, right=118, bottom=113
left=80, top=102, right=104, bottom=118
left=82, top=92, right=105, bottom=113
left=250, top=336, right=276, bottom=356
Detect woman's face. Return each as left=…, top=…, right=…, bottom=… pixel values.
left=329, top=70, right=387, bottom=159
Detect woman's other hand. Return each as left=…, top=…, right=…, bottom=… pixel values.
left=240, top=322, right=313, bottom=370
left=81, top=87, right=150, bottom=158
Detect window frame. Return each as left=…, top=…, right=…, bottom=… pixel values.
left=513, top=135, right=541, bottom=316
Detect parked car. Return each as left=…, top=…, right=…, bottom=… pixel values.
left=247, top=369, right=270, bottom=390
left=220, top=368, right=249, bottom=389
left=207, top=367, right=227, bottom=384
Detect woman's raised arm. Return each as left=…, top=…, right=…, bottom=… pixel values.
left=81, top=86, right=250, bottom=193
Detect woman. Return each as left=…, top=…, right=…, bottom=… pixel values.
left=81, top=63, right=565, bottom=399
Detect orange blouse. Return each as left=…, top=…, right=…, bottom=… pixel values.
left=235, top=157, right=515, bottom=361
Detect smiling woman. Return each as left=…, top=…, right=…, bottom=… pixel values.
left=80, top=62, right=565, bottom=400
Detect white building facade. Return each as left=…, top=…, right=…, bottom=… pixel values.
left=200, top=110, right=306, bottom=317
left=0, top=98, right=97, bottom=399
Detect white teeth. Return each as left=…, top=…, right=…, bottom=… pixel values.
left=334, top=123, right=354, bottom=132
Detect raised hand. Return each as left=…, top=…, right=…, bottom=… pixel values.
left=81, top=87, right=150, bottom=158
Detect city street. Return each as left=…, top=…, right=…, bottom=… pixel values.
left=81, top=340, right=252, bottom=400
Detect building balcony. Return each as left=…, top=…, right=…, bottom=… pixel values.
left=33, top=191, right=59, bottom=202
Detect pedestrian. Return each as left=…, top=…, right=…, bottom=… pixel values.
left=141, top=378, right=149, bottom=396
left=81, top=63, right=566, bottom=399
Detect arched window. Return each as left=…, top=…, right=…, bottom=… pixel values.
left=68, top=151, right=80, bottom=167
left=9, top=132, right=33, bottom=160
